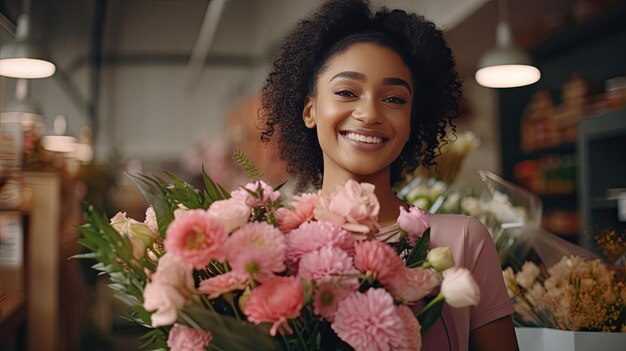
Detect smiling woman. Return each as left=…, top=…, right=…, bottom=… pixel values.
left=261, top=1, right=519, bottom=350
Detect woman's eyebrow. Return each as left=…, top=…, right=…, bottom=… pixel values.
left=383, top=77, right=412, bottom=94
left=329, top=71, right=366, bottom=82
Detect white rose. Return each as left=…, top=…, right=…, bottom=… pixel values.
left=441, top=267, right=480, bottom=308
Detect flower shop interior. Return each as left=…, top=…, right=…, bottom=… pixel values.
left=1, top=0, right=625, bottom=350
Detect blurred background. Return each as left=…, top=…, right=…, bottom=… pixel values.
left=0, top=0, right=625, bottom=350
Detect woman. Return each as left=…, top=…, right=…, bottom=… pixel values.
left=261, top=1, right=518, bottom=350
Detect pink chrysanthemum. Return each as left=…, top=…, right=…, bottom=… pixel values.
left=353, top=240, right=404, bottom=284
left=243, top=276, right=304, bottom=336
left=275, top=192, right=318, bottom=233
left=331, top=289, right=403, bottom=351
left=286, top=220, right=354, bottom=267
left=313, top=277, right=358, bottom=322
left=386, top=267, right=441, bottom=303
left=226, top=222, right=286, bottom=282
left=298, top=246, right=356, bottom=282
left=164, top=209, right=227, bottom=268
left=391, top=305, right=422, bottom=351
left=198, top=271, right=249, bottom=299
left=167, top=323, right=213, bottom=351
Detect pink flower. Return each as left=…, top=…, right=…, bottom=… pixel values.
left=230, top=180, right=280, bottom=207
left=167, top=324, right=213, bottom=351
left=143, top=254, right=195, bottom=327
left=313, top=278, right=358, bottom=322
left=110, top=212, right=157, bottom=260
left=392, top=305, right=422, bottom=351
left=315, top=180, right=380, bottom=237
left=353, top=240, right=404, bottom=284
left=386, top=267, right=440, bottom=303
left=198, top=271, right=249, bottom=299
left=441, top=267, right=480, bottom=308
left=397, top=206, right=430, bottom=246
left=286, top=221, right=354, bottom=268
left=144, top=206, right=159, bottom=234
left=207, top=198, right=251, bottom=233
left=164, top=209, right=228, bottom=268
left=298, top=246, right=356, bottom=282
left=226, top=222, right=286, bottom=282
left=331, top=289, right=402, bottom=351
left=275, top=192, right=318, bottom=233
left=152, top=254, right=196, bottom=290
left=243, top=276, right=304, bottom=336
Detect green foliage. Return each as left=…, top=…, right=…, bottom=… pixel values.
left=180, top=307, right=280, bottom=351
left=417, top=297, right=444, bottom=332
left=405, top=229, right=431, bottom=268
left=73, top=205, right=148, bottom=302
left=233, top=148, right=264, bottom=180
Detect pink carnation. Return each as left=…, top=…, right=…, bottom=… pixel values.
left=226, top=222, right=286, bottom=282
left=313, top=278, right=358, bottom=322
left=331, top=289, right=402, bottom=351
left=286, top=221, right=354, bottom=268
left=243, top=276, right=304, bottom=336
left=392, top=305, right=422, bottom=351
left=315, top=180, right=380, bottom=238
left=198, top=271, right=249, bottom=299
left=275, top=192, right=318, bottom=233
left=298, top=246, right=356, bottom=282
left=207, top=198, right=251, bottom=233
left=386, top=267, right=441, bottom=303
left=353, top=240, right=404, bottom=284
left=164, top=209, right=227, bottom=268
left=230, top=180, right=280, bottom=207
left=167, top=324, right=213, bottom=351
left=397, top=206, right=430, bottom=246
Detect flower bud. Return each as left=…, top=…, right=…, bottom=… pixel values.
left=426, top=247, right=454, bottom=272
left=441, top=267, right=480, bottom=308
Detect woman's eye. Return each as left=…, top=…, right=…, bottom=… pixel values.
left=335, top=90, right=356, bottom=98
left=383, top=96, right=407, bottom=104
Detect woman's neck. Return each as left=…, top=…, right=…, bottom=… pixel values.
left=321, top=166, right=407, bottom=227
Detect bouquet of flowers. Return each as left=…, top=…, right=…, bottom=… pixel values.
left=74, top=164, right=481, bottom=351
left=503, top=256, right=625, bottom=332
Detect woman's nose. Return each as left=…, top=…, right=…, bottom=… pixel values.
left=351, top=98, right=382, bottom=125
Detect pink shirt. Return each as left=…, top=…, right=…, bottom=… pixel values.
left=420, top=214, right=515, bottom=351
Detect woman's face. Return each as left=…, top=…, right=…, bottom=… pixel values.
left=304, top=42, right=413, bottom=180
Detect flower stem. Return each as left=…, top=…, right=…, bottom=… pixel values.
left=408, top=259, right=427, bottom=268
left=417, top=293, right=444, bottom=317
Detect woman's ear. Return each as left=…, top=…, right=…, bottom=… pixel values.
left=302, top=96, right=316, bottom=128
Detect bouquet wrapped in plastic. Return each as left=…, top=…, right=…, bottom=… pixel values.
left=74, top=163, right=481, bottom=350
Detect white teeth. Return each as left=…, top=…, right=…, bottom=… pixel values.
left=345, top=132, right=383, bottom=144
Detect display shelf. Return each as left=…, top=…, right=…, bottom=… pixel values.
left=578, top=108, right=626, bottom=248
left=499, top=6, right=626, bottom=244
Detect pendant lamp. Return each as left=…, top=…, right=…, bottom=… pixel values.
left=0, top=0, right=56, bottom=79
left=475, top=0, right=540, bottom=88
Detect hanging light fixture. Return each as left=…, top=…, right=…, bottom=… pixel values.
left=0, top=0, right=56, bottom=79
left=475, top=0, right=540, bottom=88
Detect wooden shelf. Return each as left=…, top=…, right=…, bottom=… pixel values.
left=520, top=143, right=576, bottom=160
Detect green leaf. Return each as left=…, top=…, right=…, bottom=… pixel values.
left=406, top=229, right=430, bottom=267
left=232, top=148, right=264, bottom=180
left=417, top=297, right=444, bottom=332
left=180, top=306, right=280, bottom=350
left=127, top=173, right=175, bottom=235
left=68, top=252, right=98, bottom=260
left=202, top=165, right=230, bottom=203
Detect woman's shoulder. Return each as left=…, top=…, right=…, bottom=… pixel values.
left=428, top=214, right=493, bottom=268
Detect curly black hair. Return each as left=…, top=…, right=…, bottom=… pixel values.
left=261, top=0, right=462, bottom=190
